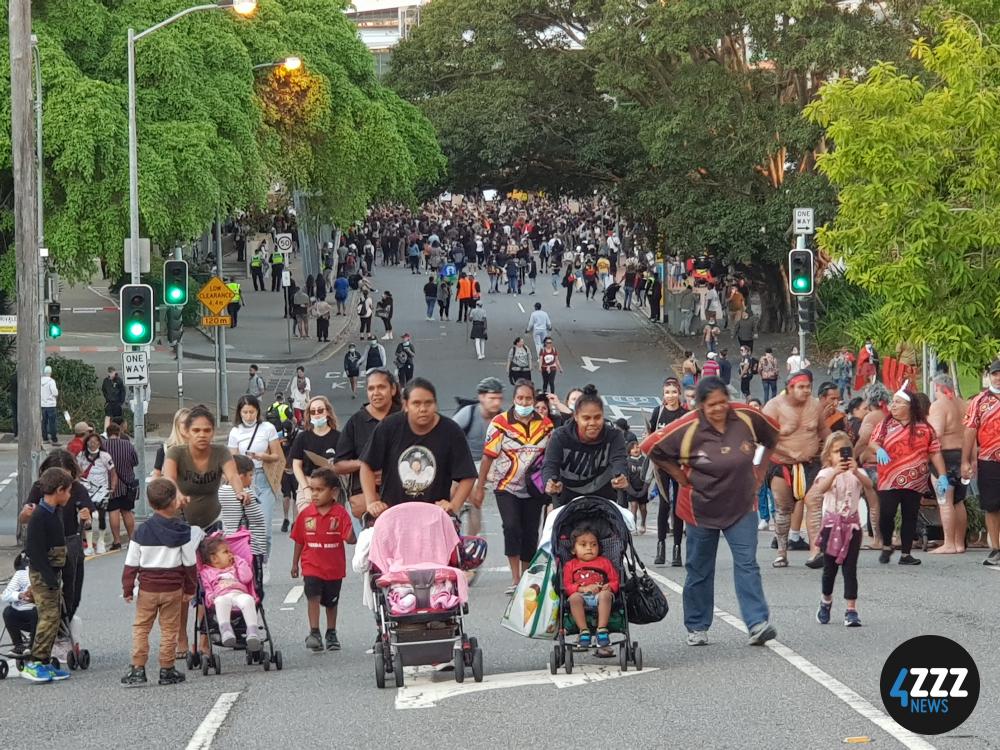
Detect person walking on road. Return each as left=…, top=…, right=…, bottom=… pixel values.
left=228, top=395, right=283, bottom=562
left=364, top=339, right=387, bottom=376
left=394, top=334, right=416, bottom=386
left=561, top=266, right=576, bottom=309
left=962, top=359, right=1000, bottom=565
left=648, top=271, right=662, bottom=322
left=246, top=364, right=265, bottom=400
left=927, top=375, right=968, bottom=555
left=758, top=348, right=780, bottom=402
left=270, top=247, right=285, bottom=292
left=250, top=242, right=267, bottom=292
left=525, top=302, right=552, bottom=356
left=102, top=366, right=126, bottom=430
left=456, top=272, right=475, bottom=322
left=40, top=365, right=59, bottom=446
left=828, top=349, right=854, bottom=401
left=738, top=346, right=758, bottom=401
left=538, top=337, right=563, bottom=395
left=423, top=275, right=438, bottom=320
left=376, top=291, right=394, bottom=340
left=290, top=367, right=312, bottom=426
left=646, top=377, right=688, bottom=566
left=310, top=297, right=332, bottom=343
left=333, top=273, right=349, bottom=316
left=104, top=422, right=139, bottom=551
left=507, top=337, right=533, bottom=385
left=437, top=278, right=452, bottom=321
left=642, top=377, right=780, bottom=648
left=469, top=301, right=488, bottom=360
left=732, top=309, right=756, bottom=352
left=357, top=289, right=374, bottom=340
left=786, top=347, right=810, bottom=377
left=343, top=344, right=362, bottom=398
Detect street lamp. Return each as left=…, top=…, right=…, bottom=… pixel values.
left=252, top=56, right=302, bottom=71
left=125, top=0, right=257, bottom=510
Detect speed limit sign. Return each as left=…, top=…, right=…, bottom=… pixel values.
left=275, top=233, right=293, bottom=252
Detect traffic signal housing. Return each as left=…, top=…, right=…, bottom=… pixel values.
left=788, top=249, right=815, bottom=296
left=46, top=302, right=62, bottom=339
left=163, top=259, right=189, bottom=306
left=166, top=306, right=184, bottom=345
left=120, top=284, right=154, bottom=345
left=797, top=296, right=816, bottom=333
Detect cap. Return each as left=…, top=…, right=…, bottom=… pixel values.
left=989, top=359, right=1000, bottom=374
left=73, top=422, right=92, bottom=435
left=476, top=376, right=504, bottom=394
left=707, top=351, right=717, bottom=359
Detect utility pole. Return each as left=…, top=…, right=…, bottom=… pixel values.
left=10, top=0, right=42, bottom=533
left=216, top=209, right=229, bottom=423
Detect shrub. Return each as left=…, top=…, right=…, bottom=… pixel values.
left=815, top=271, right=884, bottom=353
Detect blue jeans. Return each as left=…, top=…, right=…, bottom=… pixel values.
left=253, top=468, right=277, bottom=561
left=683, top=511, right=770, bottom=632
left=836, top=378, right=851, bottom=400
left=762, top=379, right=777, bottom=403
left=41, top=407, right=57, bottom=442
left=623, top=287, right=633, bottom=309
left=425, top=298, right=436, bottom=318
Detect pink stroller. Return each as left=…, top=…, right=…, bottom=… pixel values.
left=368, top=503, right=484, bottom=687
left=188, top=528, right=283, bottom=675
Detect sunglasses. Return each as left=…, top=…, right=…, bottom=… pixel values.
left=308, top=408, right=327, bottom=415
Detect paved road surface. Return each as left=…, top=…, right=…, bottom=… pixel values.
left=2, top=264, right=996, bottom=749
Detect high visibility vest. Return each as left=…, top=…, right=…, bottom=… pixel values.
left=226, top=282, right=241, bottom=303
left=250, top=254, right=263, bottom=268
left=458, top=277, right=473, bottom=300
left=270, top=251, right=284, bottom=265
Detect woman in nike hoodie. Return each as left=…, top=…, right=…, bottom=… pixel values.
left=542, top=385, right=628, bottom=508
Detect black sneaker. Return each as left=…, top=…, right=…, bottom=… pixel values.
left=788, top=537, right=810, bottom=551
left=305, top=630, right=323, bottom=652
left=121, top=666, right=148, bottom=687
left=109, top=542, right=122, bottom=551
left=325, top=629, right=341, bottom=651
left=879, top=548, right=893, bottom=564
left=158, top=667, right=186, bottom=685
left=804, top=553, right=824, bottom=569
left=983, top=550, right=1000, bottom=566
left=898, top=554, right=921, bottom=566
left=770, top=537, right=778, bottom=549
left=281, top=519, right=290, bottom=533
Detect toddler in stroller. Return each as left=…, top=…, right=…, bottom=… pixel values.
left=366, top=503, right=484, bottom=687
left=602, top=282, right=623, bottom=310
left=190, top=529, right=282, bottom=674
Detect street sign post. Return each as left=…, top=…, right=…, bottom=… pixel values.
left=793, top=207, right=814, bottom=235
left=201, top=315, right=232, bottom=327
left=121, top=350, right=149, bottom=387
left=0, top=315, right=16, bottom=334
left=196, top=276, right=234, bottom=315
left=275, top=233, right=293, bottom=255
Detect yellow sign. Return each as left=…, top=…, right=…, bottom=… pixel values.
left=0, top=315, right=16, bottom=335
left=201, top=315, right=232, bottom=327
left=197, top=276, right=234, bottom=315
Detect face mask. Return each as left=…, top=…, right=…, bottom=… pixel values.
left=514, top=404, right=535, bottom=417
left=311, top=416, right=328, bottom=429
left=243, top=419, right=256, bottom=428
left=990, top=385, right=1000, bottom=396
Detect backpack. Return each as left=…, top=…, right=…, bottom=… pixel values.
left=394, top=346, right=411, bottom=367
left=453, top=402, right=478, bottom=435
left=759, top=355, right=778, bottom=380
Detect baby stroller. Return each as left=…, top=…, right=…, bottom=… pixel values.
left=602, top=282, right=623, bottom=310
left=368, top=503, right=484, bottom=688
left=188, top=528, right=282, bottom=675
left=548, top=496, right=644, bottom=674
left=4, top=592, right=92, bottom=679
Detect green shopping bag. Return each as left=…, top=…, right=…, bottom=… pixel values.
left=500, top=547, right=560, bottom=639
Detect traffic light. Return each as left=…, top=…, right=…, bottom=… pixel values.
left=788, top=249, right=815, bottom=296
left=166, top=306, right=184, bottom=345
left=163, top=259, right=189, bottom=306
left=797, top=296, right=816, bottom=333
left=120, top=284, right=154, bottom=345
left=46, top=302, right=62, bottom=339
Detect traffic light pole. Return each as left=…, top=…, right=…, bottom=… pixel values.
left=174, top=247, right=184, bottom=411
left=796, top=234, right=808, bottom=362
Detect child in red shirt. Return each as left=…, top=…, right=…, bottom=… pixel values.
left=290, top=469, right=355, bottom=652
left=562, top=526, right=619, bottom=648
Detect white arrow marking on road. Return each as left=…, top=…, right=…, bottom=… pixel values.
left=283, top=585, right=303, bottom=605
left=580, top=356, right=627, bottom=372
left=395, top=664, right=657, bottom=709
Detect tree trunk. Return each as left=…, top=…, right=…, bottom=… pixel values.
left=751, top=262, right=792, bottom=333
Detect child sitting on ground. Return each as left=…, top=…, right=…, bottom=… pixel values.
left=200, top=537, right=261, bottom=652
left=805, top=431, right=878, bottom=628
left=563, top=525, right=620, bottom=648
left=1, top=552, right=36, bottom=655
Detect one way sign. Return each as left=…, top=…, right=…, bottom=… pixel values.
left=122, top=350, right=149, bottom=386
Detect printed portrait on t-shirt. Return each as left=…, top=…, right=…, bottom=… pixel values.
left=398, top=446, right=436, bottom=496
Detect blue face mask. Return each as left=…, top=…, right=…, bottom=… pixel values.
left=311, top=417, right=328, bottom=429
left=513, top=404, right=535, bottom=418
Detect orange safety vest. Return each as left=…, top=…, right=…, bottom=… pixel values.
left=458, top=277, right=473, bottom=300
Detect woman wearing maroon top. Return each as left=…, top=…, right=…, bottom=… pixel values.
left=642, top=377, right=780, bottom=647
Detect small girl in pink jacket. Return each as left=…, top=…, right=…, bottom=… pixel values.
left=200, top=537, right=261, bottom=652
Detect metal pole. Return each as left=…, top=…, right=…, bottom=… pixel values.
left=216, top=209, right=229, bottom=423
left=175, top=246, right=184, bottom=410
left=214, top=326, right=221, bottom=414
left=796, top=234, right=807, bottom=362
left=10, top=0, right=42, bottom=537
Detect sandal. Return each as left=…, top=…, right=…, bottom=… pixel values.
left=772, top=556, right=788, bottom=568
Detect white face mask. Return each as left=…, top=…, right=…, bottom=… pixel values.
left=311, top=416, right=328, bottom=429
left=243, top=419, right=256, bottom=428
left=990, top=385, right=1000, bottom=396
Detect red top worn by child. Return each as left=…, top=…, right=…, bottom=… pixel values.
left=562, top=556, right=620, bottom=595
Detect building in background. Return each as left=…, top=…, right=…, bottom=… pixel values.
left=344, top=0, right=428, bottom=77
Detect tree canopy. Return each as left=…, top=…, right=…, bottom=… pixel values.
left=806, top=17, right=1000, bottom=367
left=0, top=0, right=444, bottom=291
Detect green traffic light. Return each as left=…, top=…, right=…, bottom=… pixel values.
left=792, top=277, right=811, bottom=292
left=48, top=323, right=62, bottom=339
left=127, top=321, right=147, bottom=340
left=167, top=287, right=184, bottom=303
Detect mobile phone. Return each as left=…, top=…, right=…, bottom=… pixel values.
left=839, top=447, right=852, bottom=461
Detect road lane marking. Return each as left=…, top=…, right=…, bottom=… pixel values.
left=645, top=570, right=937, bottom=750
left=517, top=303, right=525, bottom=313
left=395, top=664, right=657, bottom=709
left=186, top=691, right=241, bottom=750
left=283, top=585, right=303, bottom=604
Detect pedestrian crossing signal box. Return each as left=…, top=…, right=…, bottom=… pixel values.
left=787, top=249, right=815, bottom=296
left=46, top=302, right=62, bottom=339
left=120, top=283, right=154, bottom=346
left=163, top=259, right=189, bottom=306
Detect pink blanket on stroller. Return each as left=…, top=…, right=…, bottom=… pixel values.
left=368, top=503, right=469, bottom=605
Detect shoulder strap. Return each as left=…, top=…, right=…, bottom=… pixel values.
left=243, top=423, right=261, bottom=455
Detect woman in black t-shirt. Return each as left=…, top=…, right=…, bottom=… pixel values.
left=360, top=378, right=477, bottom=517
left=646, top=377, right=688, bottom=567
left=289, top=396, right=341, bottom=510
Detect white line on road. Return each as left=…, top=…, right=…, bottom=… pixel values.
left=646, top=570, right=936, bottom=750
left=517, top=302, right=526, bottom=313
left=280, top=607, right=295, bottom=611
left=185, top=691, right=241, bottom=750
left=283, top=585, right=303, bottom=604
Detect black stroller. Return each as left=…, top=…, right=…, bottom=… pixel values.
left=602, top=282, right=623, bottom=309
left=548, top=496, right=651, bottom=674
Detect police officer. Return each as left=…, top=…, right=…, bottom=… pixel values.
left=270, top=246, right=286, bottom=292
left=268, top=391, right=292, bottom=427
left=226, top=278, right=242, bottom=328
left=250, top=242, right=267, bottom=291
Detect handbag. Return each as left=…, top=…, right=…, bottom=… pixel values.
left=524, top=452, right=547, bottom=501
left=622, top=555, right=669, bottom=625
left=500, top=546, right=560, bottom=638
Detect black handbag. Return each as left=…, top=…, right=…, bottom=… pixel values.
left=622, top=557, right=669, bottom=625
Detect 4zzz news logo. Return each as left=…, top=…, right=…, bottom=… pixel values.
left=880, top=635, right=980, bottom=735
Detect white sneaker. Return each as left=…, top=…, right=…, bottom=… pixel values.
left=96, top=540, right=107, bottom=555
left=758, top=519, right=768, bottom=530
left=262, top=564, right=271, bottom=585
left=84, top=546, right=95, bottom=557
